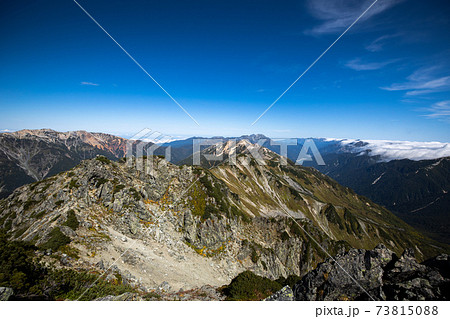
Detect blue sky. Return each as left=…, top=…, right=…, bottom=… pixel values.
left=1, top=0, right=450, bottom=141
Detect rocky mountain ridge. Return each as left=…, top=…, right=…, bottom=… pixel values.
left=0, top=129, right=146, bottom=198
left=1, top=144, right=447, bottom=296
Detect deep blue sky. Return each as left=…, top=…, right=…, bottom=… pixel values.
left=1, top=0, right=450, bottom=141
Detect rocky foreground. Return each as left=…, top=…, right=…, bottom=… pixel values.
left=2, top=243, right=447, bottom=301
left=1, top=152, right=448, bottom=300
left=266, top=244, right=449, bottom=301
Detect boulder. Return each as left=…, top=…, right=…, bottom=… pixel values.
left=0, top=287, right=14, bottom=301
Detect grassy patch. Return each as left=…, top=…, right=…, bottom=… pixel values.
left=322, top=204, right=344, bottom=230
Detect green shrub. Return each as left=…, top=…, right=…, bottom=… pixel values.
left=276, top=274, right=302, bottom=289
left=203, top=205, right=217, bottom=221
left=113, top=184, right=125, bottom=194
left=40, top=227, right=71, bottom=251
left=44, top=268, right=133, bottom=301
left=95, top=178, right=108, bottom=187
left=63, top=210, right=79, bottom=231
left=220, top=270, right=282, bottom=300
left=23, top=199, right=39, bottom=211
left=290, top=220, right=303, bottom=236
left=14, top=226, right=28, bottom=238
left=129, top=188, right=141, bottom=201
left=55, top=200, right=64, bottom=206
left=281, top=231, right=290, bottom=241
left=69, top=179, right=79, bottom=189
left=251, top=248, right=259, bottom=263
left=0, top=231, right=39, bottom=295
left=96, top=156, right=111, bottom=164
left=143, top=291, right=162, bottom=300
left=0, top=231, right=133, bottom=300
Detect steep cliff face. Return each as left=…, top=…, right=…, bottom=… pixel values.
left=0, top=149, right=446, bottom=293
left=0, top=129, right=130, bottom=198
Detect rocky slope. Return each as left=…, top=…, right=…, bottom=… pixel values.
left=0, top=129, right=137, bottom=198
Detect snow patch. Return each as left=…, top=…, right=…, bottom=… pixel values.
left=372, top=172, right=385, bottom=185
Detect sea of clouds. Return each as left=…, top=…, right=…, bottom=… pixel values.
left=325, top=138, right=450, bottom=161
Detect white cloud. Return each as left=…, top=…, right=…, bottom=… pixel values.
left=338, top=139, right=450, bottom=161
left=365, top=33, right=401, bottom=52
left=381, top=66, right=450, bottom=96
left=306, top=0, right=403, bottom=35
left=423, top=100, right=450, bottom=121
left=345, top=57, right=398, bottom=71
left=81, top=81, right=99, bottom=86
left=0, top=129, right=13, bottom=133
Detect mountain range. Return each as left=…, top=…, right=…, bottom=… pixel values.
left=1, top=129, right=449, bottom=245
left=0, top=129, right=449, bottom=300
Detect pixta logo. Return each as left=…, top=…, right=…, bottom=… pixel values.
left=126, top=129, right=325, bottom=175
left=126, top=128, right=173, bottom=176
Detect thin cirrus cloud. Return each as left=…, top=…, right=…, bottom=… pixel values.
left=80, top=81, right=99, bottom=86
left=305, top=0, right=403, bottom=35
left=423, top=100, right=450, bottom=121
left=345, top=57, right=398, bottom=71
left=381, top=66, right=450, bottom=96
left=365, top=33, right=401, bottom=52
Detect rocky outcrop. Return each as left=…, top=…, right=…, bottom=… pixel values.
left=293, top=245, right=450, bottom=301
left=264, top=286, right=294, bottom=301
left=0, top=287, right=14, bottom=301
left=95, top=292, right=143, bottom=301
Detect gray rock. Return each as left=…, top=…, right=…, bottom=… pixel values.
left=0, top=287, right=14, bottom=301
left=293, top=245, right=450, bottom=301
left=96, top=260, right=105, bottom=270
left=95, top=292, right=143, bottom=301
left=158, top=281, right=171, bottom=292
left=183, top=210, right=197, bottom=243
left=264, top=286, right=294, bottom=301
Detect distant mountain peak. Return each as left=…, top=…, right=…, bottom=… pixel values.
left=238, top=134, right=269, bottom=144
